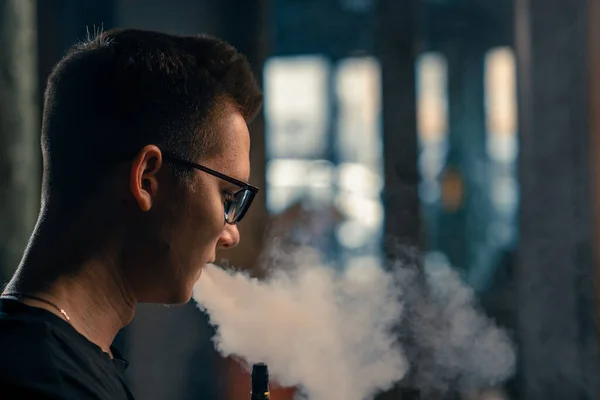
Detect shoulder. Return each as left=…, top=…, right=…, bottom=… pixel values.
left=0, top=313, right=67, bottom=396
left=0, top=302, right=134, bottom=400
left=0, top=312, right=61, bottom=366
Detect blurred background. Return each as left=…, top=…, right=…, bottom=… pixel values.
left=1, top=0, right=599, bottom=399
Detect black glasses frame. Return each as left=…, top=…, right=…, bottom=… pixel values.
left=161, top=151, right=259, bottom=224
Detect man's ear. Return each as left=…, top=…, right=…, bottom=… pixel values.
left=130, top=145, right=164, bottom=212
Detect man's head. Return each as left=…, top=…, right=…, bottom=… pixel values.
left=40, top=29, right=262, bottom=304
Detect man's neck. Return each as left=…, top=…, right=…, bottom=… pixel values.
left=4, top=227, right=137, bottom=355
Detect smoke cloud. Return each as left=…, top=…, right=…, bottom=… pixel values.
left=192, top=249, right=515, bottom=400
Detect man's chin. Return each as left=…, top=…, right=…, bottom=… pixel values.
left=156, top=283, right=197, bottom=305
left=162, top=289, right=194, bottom=305
left=139, top=266, right=207, bottom=305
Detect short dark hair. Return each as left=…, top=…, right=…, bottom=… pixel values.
left=41, top=28, right=262, bottom=203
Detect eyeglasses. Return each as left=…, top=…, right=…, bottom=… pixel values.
left=161, top=151, right=259, bottom=224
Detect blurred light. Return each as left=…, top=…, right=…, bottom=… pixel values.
left=335, top=193, right=383, bottom=227
left=416, top=52, right=448, bottom=144
left=487, top=134, right=518, bottom=163
left=335, top=57, right=381, bottom=128
left=485, top=47, right=517, bottom=138
left=308, top=160, right=337, bottom=188
left=266, top=159, right=336, bottom=188
left=334, top=57, right=384, bottom=260
left=338, top=162, right=383, bottom=197
left=305, top=186, right=337, bottom=210
left=264, top=56, right=330, bottom=159
left=418, top=140, right=448, bottom=180
left=336, top=220, right=373, bottom=249
left=335, top=57, right=382, bottom=169
left=266, top=159, right=337, bottom=213
left=267, top=186, right=303, bottom=215
left=490, top=176, right=518, bottom=212
left=267, top=159, right=306, bottom=187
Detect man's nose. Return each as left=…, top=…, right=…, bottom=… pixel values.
left=217, top=223, right=240, bottom=249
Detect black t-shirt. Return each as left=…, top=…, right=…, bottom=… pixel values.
left=0, top=298, right=134, bottom=399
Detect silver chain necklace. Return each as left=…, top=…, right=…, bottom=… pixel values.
left=2, top=292, right=71, bottom=322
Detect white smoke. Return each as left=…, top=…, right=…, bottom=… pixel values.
left=192, top=249, right=515, bottom=400
left=398, top=253, right=517, bottom=397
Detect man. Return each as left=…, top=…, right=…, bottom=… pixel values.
left=0, top=28, right=262, bottom=399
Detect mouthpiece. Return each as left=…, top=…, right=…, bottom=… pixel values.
left=250, top=363, right=270, bottom=399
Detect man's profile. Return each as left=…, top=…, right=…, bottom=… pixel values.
left=0, top=28, right=262, bottom=399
